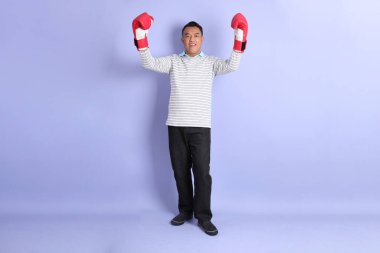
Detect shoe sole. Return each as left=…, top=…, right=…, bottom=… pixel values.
left=197, top=223, right=218, bottom=236
left=170, top=217, right=192, bottom=226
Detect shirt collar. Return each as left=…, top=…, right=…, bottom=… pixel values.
left=179, top=51, right=205, bottom=57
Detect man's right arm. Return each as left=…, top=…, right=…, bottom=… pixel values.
left=133, top=12, right=172, bottom=74
left=139, top=49, right=172, bottom=74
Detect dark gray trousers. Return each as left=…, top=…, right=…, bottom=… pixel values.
left=168, top=126, right=212, bottom=222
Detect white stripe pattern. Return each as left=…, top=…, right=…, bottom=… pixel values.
left=139, top=49, right=241, bottom=128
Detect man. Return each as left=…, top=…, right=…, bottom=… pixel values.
left=132, top=12, right=248, bottom=236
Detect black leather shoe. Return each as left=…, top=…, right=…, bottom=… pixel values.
left=170, top=213, right=192, bottom=226
left=198, top=220, right=218, bottom=236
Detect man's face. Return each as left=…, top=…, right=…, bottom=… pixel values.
left=181, top=26, right=204, bottom=57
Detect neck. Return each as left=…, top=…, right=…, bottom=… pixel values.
left=186, top=51, right=200, bottom=57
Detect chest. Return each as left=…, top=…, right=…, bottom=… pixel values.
left=171, top=58, right=214, bottom=79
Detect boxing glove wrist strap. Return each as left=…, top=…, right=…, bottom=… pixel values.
left=233, top=40, right=247, bottom=52
left=134, top=37, right=149, bottom=50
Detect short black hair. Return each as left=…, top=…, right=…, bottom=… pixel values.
left=182, top=21, right=203, bottom=36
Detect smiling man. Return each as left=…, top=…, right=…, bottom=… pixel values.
left=181, top=22, right=203, bottom=56
left=132, top=12, right=248, bottom=236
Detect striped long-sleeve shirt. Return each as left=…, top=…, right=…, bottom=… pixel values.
left=139, top=49, right=241, bottom=128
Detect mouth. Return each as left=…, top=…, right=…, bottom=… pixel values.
left=189, top=43, right=197, bottom=47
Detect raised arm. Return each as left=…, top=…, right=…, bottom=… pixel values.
left=132, top=12, right=172, bottom=74
left=213, top=51, right=242, bottom=75
left=213, top=13, right=248, bottom=75
left=139, top=49, right=172, bottom=74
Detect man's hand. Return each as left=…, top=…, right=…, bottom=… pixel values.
left=132, top=12, right=154, bottom=51
left=231, top=13, right=248, bottom=53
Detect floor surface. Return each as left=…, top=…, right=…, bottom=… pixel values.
left=1, top=210, right=379, bottom=253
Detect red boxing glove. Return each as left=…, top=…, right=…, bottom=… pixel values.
left=132, top=12, right=154, bottom=51
left=231, top=13, right=248, bottom=53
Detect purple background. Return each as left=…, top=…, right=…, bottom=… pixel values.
left=1, top=0, right=380, bottom=214
left=1, top=0, right=380, bottom=252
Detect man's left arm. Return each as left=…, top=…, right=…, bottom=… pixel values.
left=213, top=13, right=248, bottom=75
